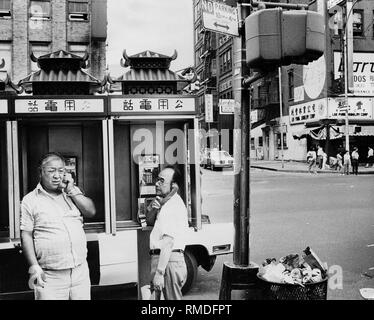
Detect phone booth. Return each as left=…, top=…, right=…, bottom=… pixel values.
left=9, top=51, right=108, bottom=292
left=108, top=50, right=201, bottom=298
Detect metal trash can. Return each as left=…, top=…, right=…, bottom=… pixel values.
left=257, top=275, right=328, bottom=300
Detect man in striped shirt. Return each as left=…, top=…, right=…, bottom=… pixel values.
left=20, top=152, right=96, bottom=300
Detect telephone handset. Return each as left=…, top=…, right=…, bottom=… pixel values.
left=57, top=173, right=73, bottom=192
left=145, top=184, right=179, bottom=226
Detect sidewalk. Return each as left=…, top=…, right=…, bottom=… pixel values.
left=250, top=160, right=374, bottom=174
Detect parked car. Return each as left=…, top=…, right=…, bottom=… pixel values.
left=203, top=149, right=234, bottom=170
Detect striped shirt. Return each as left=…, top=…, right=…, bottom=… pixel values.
left=20, top=184, right=87, bottom=270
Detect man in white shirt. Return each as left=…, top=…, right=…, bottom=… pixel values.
left=366, top=147, right=373, bottom=168
left=148, top=166, right=189, bottom=300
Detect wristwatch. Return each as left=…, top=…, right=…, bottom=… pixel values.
left=156, top=268, right=165, bottom=276
left=66, top=186, right=84, bottom=197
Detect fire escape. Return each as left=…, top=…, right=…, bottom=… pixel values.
left=200, top=30, right=218, bottom=125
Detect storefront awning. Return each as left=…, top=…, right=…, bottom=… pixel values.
left=293, top=125, right=343, bottom=140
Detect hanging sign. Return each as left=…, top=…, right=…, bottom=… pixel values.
left=205, top=94, right=213, bottom=123
left=0, top=100, right=7, bottom=114
left=201, top=0, right=239, bottom=37
left=328, top=97, right=373, bottom=120
left=14, top=98, right=104, bottom=114
left=110, top=97, right=196, bottom=113
left=219, top=99, right=235, bottom=114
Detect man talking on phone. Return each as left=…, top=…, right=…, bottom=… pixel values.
left=149, top=165, right=189, bottom=300
left=20, top=152, right=96, bottom=300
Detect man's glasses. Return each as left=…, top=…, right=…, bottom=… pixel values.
left=155, top=176, right=166, bottom=185
left=43, top=167, right=66, bottom=175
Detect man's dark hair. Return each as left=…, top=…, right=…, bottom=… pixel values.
left=38, top=152, right=65, bottom=172
left=164, top=165, right=183, bottom=187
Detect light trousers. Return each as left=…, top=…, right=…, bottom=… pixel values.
left=35, top=261, right=91, bottom=300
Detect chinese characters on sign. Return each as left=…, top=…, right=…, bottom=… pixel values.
left=289, top=98, right=327, bottom=125
left=110, top=97, right=196, bottom=113
left=0, top=100, right=8, bottom=114
left=205, top=94, right=213, bottom=123
left=15, top=99, right=104, bottom=113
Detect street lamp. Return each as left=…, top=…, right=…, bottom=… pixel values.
left=342, top=0, right=362, bottom=152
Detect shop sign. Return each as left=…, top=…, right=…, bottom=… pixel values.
left=250, top=110, right=258, bottom=123
left=205, top=94, right=213, bottom=123
left=15, top=99, right=104, bottom=114
left=110, top=97, right=196, bottom=113
left=0, top=100, right=7, bottom=114
left=289, top=98, right=328, bottom=125
left=327, top=0, right=344, bottom=10
left=219, top=99, right=234, bottom=114
left=201, top=0, right=239, bottom=37
left=334, top=52, right=374, bottom=96
left=328, top=97, right=373, bottom=120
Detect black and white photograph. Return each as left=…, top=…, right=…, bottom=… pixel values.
left=1, top=0, right=374, bottom=312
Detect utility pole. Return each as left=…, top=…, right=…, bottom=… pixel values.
left=278, top=67, right=284, bottom=168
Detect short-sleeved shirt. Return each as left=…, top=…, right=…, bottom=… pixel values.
left=368, top=149, right=373, bottom=157
left=20, top=184, right=87, bottom=270
left=150, top=193, right=189, bottom=251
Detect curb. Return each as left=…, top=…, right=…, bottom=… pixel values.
left=250, top=165, right=374, bottom=175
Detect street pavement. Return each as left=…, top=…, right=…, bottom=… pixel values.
left=193, top=166, right=374, bottom=300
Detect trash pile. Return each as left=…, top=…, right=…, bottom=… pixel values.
left=258, top=247, right=328, bottom=286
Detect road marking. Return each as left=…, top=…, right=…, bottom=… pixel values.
left=367, top=244, right=374, bottom=247
left=369, top=267, right=374, bottom=271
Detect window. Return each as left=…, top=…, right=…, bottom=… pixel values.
left=0, top=43, right=11, bottom=73
left=288, top=69, right=294, bottom=100
left=258, top=136, right=263, bottom=147
left=30, top=43, right=51, bottom=72
left=251, top=137, right=255, bottom=150
left=68, top=1, right=89, bottom=21
left=353, top=10, right=363, bottom=37
left=30, top=0, right=51, bottom=19
left=68, top=44, right=89, bottom=58
left=276, top=133, right=287, bottom=149
left=219, top=49, right=232, bottom=74
left=0, top=0, right=11, bottom=18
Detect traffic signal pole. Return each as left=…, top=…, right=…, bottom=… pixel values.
left=219, top=0, right=312, bottom=300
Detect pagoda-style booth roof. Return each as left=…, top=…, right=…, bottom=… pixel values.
left=109, top=50, right=192, bottom=95
left=0, top=58, right=22, bottom=95
left=18, top=50, right=106, bottom=95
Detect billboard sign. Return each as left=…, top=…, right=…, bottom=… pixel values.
left=328, top=97, right=373, bottom=120
left=334, top=52, right=374, bottom=96
left=219, top=99, right=235, bottom=114
left=201, top=0, right=239, bottom=37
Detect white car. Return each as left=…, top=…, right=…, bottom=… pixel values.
left=204, top=150, right=234, bottom=170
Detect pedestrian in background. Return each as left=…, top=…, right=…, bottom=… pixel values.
left=351, top=147, right=359, bottom=175
left=336, top=152, right=344, bottom=172
left=317, top=145, right=324, bottom=169
left=343, top=150, right=351, bottom=175
left=20, top=152, right=96, bottom=300
left=322, top=151, right=328, bottom=170
left=366, top=146, right=373, bottom=168
left=306, top=147, right=317, bottom=174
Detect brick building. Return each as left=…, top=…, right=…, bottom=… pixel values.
left=0, top=0, right=107, bottom=82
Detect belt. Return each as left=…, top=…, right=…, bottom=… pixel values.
left=149, top=249, right=184, bottom=255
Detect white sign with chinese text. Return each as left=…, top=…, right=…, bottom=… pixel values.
left=0, top=100, right=7, bottom=114
left=219, top=99, right=235, bottom=114
left=15, top=99, right=104, bottom=113
left=334, top=52, right=374, bottom=96
left=205, top=94, right=213, bottom=123
left=328, top=97, right=373, bottom=120
left=201, top=0, right=239, bottom=37
left=289, top=98, right=328, bottom=125
left=110, top=97, right=195, bottom=113
left=250, top=110, right=258, bottom=124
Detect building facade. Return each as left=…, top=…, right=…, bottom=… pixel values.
left=194, top=0, right=374, bottom=163
left=0, top=0, right=107, bottom=82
